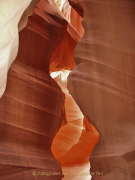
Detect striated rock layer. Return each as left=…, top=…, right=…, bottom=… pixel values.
left=68, top=0, right=135, bottom=179
left=0, top=0, right=71, bottom=179
left=0, top=61, right=64, bottom=180
left=0, top=0, right=87, bottom=179
left=0, top=0, right=67, bottom=178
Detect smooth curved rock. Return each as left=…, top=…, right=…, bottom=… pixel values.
left=51, top=70, right=99, bottom=180
left=68, top=0, right=135, bottom=180
left=0, top=0, right=40, bottom=98
left=0, top=0, right=86, bottom=179
left=68, top=0, right=135, bottom=179
left=18, top=0, right=40, bottom=31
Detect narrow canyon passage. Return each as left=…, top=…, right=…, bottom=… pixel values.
left=51, top=70, right=99, bottom=180
left=50, top=1, right=99, bottom=179
left=0, top=0, right=135, bottom=180
left=0, top=0, right=99, bottom=179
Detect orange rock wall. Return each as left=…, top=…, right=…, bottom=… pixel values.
left=51, top=70, right=99, bottom=180
left=0, top=0, right=88, bottom=179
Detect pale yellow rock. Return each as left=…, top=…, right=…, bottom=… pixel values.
left=0, top=0, right=32, bottom=98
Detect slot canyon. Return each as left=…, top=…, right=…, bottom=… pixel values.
left=0, top=0, right=135, bottom=180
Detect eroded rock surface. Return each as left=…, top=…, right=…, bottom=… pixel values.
left=68, top=0, right=135, bottom=179
left=1, top=0, right=134, bottom=179
left=0, top=0, right=86, bottom=179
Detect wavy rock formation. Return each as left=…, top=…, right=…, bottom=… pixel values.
left=50, top=3, right=99, bottom=179
left=0, top=61, right=65, bottom=180
left=51, top=70, right=99, bottom=180
left=0, top=0, right=89, bottom=179
left=0, top=0, right=68, bottom=179
left=49, top=0, right=84, bottom=73
left=1, top=0, right=134, bottom=179
left=0, top=0, right=40, bottom=98
left=68, top=0, right=135, bottom=179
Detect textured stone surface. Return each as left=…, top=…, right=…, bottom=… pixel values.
left=0, top=61, right=64, bottom=180
left=0, top=0, right=87, bottom=179
left=1, top=0, right=134, bottom=179
left=68, top=0, right=135, bottom=179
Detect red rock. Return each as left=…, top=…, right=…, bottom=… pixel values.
left=0, top=0, right=71, bottom=179
left=0, top=0, right=113, bottom=179
left=68, top=0, right=135, bottom=179
left=0, top=61, right=64, bottom=179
